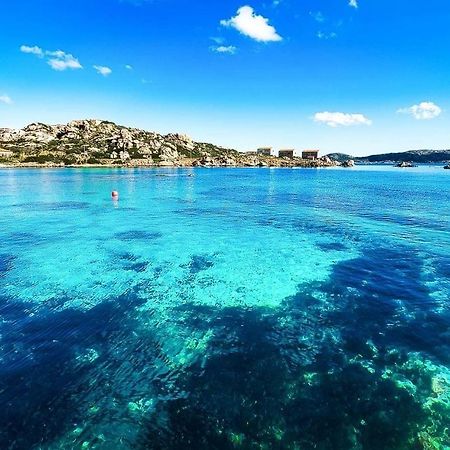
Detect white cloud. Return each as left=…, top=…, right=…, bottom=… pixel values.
left=0, top=95, right=13, bottom=105
left=211, top=36, right=225, bottom=45
left=397, top=101, right=442, bottom=120
left=310, top=11, right=325, bottom=23
left=220, top=6, right=282, bottom=42
left=211, top=45, right=237, bottom=54
left=93, top=65, right=112, bottom=76
left=349, top=0, right=358, bottom=8
left=314, top=112, right=372, bottom=127
left=21, top=45, right=82, bottom=71
left=125, top=64, right=133, bottom=70
left=20, top=45, right=43, bottom=56
left=47, top=51, right=83, bottom=71
left=317, top=31, right=337, bottom=39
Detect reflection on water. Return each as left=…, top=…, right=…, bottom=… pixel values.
left=0, top=166, right=449, bottom=449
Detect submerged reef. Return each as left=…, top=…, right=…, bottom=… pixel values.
left=137, top=245, right=450, bottom=449
left=1, top=241, right=450, bottom=449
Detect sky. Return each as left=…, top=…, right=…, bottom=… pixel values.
left=1, top=0, right=450, bottom=156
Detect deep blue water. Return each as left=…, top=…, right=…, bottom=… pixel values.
left=0, top=166, right=449, bottom=449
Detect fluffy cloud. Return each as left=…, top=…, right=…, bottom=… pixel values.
left=314, top=112, right=372, bottom=127
left=397, top=101, right=442, bottom=120
left=20, top=45, right=44, bottom=56
left=211, top=45, right=237, bottom=54
left=21, top=45, right=83, bottom=71
left=220, top=6, right=282, bottom=42
left=125, top=64, right=133, bottom=70
left=0, top=95, right=13, bottom=105
left=47, top=51, right=82, bottom=71
left=349, top=0, right=358, bottom=8
left=93, top=65, right=112, bottom=76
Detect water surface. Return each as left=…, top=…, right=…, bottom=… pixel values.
left=0, top=166, right=449, bottom=449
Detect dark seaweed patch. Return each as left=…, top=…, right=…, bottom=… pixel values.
left=117, top=252, right=150, bottom=272
left=184, top=255, right=214, bottom=275
left=435, top=256, right=450, bottom=279
left=0, top=254, right=15, bottom=276
left=0, top=291, right=146, bottom=449
left=115, top=230, right=162, bottom=241
left=138, top=302, right=426, bottom=449
left=317, top=241, right=348, bottom=252
left=127, top=261, right=150, bottom=273
left=118, top=252, right=139, bottom=262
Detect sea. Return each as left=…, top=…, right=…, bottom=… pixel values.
left=0, top=165, right=449, bottom=449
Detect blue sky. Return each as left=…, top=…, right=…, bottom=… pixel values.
left=1, top=0, right=449, bottom=155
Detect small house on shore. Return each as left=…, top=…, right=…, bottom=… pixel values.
left=302, top=150, right=319, bottom=160
left=257, top=147, right=272, bottom=156
left=279, top=149, right=295, bottom=159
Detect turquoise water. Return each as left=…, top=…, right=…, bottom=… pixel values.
left=0, top=166, right=449, bottom=449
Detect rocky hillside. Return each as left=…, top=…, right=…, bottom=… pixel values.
left=0, top=119, right=240, bottom=166
left=0, top=120, right=340, bottom=168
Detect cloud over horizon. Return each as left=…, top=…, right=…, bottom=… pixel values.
left=397, top=101, right=442, bottom=120
left=220, top=6, right=282, bottom=42
left=314, top=111, right=372, bottom=127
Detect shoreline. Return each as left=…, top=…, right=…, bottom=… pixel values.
left=0, top=163, right=346, bottom=170
left=0, top=159, right=346, bottom=169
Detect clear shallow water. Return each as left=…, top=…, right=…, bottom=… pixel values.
left=0, top=166, right=449, bottom=449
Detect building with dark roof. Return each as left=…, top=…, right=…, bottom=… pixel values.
left=302, top=150, right=319, bottom=160
left=257, top=147, right=272, bottom=156
left=278, top=149, right=295, bottom=158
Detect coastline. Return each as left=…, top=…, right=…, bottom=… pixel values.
left=0, top=157, right=345, bottom=169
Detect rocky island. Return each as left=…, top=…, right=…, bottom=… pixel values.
left=0, top=120, right=344, bottom=169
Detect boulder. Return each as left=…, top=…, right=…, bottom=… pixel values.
left=396, top=161, right=416, bottom=168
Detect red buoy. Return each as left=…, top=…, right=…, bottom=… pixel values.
left=111, top=190, right=119, bottom=199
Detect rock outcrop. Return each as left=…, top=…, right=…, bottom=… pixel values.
left=0, top=120, right=241, bottom=167
left=341, top=159, right=355, bottom=168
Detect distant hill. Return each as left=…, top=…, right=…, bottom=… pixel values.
left=327, top=150, right=450, bottom=164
